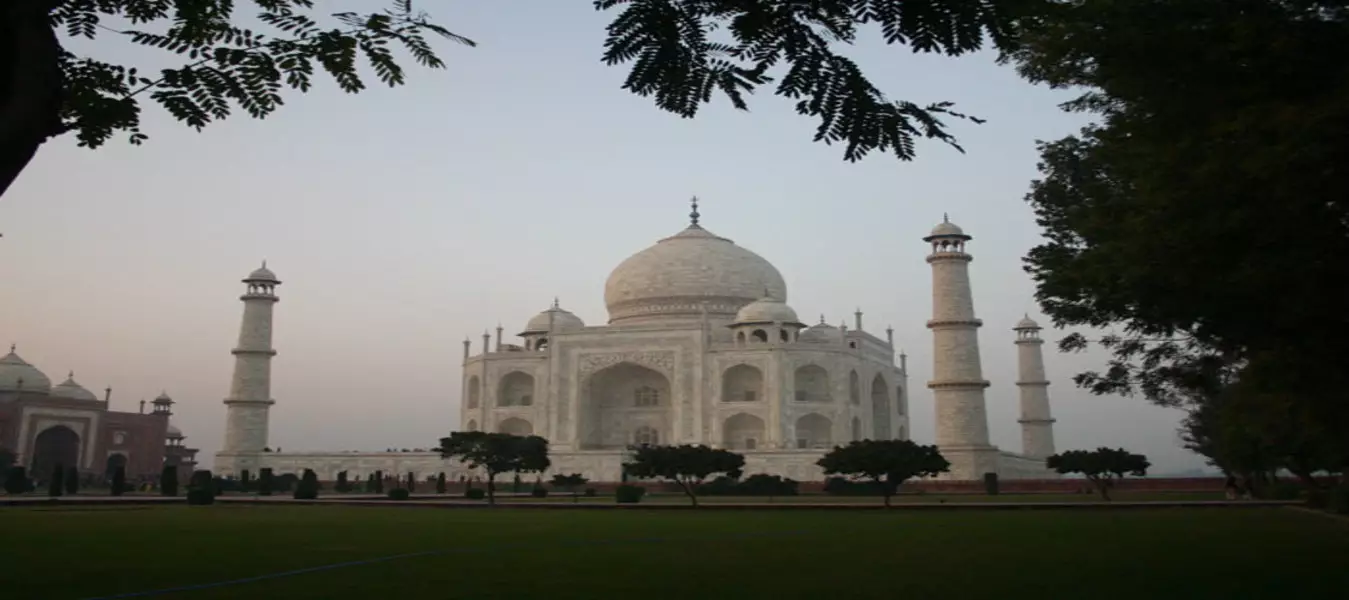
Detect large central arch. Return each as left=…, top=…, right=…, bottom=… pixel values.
left=581, top=362, right=670, bottom=449
left=794, top=365, right=830, bottom=403
left=794, top=413, right=832, bottom=449
left=723, top=413, right=766, bottom=449
left=31, top=425, right=80, bottom=476
left=466, top=375, right=481, bottom=409
left=498, top=371, right=535, bottom=407
left=722, top=364, right=763, bottom=403
left=871, top=374, right=892, bottom=439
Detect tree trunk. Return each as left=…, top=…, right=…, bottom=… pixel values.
left=880, top=479, right=892, bottom=508
left=486, top=473, right=496, bottom=505
left=0, top=0, right=66, bottom=200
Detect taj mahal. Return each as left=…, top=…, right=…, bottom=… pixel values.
left=215, top=200, right=1058, bottom=482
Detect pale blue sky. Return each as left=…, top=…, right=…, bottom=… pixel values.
left=1, top=2, right=1204, bottom=473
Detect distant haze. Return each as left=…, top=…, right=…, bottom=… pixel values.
left=0, top=1, right=1204, bottom=473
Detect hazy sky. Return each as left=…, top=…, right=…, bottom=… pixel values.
left=1, top=2, right=1204, bottom=473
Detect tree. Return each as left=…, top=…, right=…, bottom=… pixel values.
left=438, top=432, right=551, bottom=505
left=3, top=466, right=28, bottom=494
left=1005, top=0, right=1349, bottom=474
left=293, top=468, right=319, bottom=500
left=550, top=473, right=590, bottom=504
left=623, top=444, right=744, bottom=507
left=110, top=465, right=126, bottom=497
left=64, top=465, right=79, bottom=495
left=1046, top=448, right=1150, bottom=501
left=435, top=472, right=446, bottom=495
left=187, top=469, right=215, bottom=505
left=0, top=448, right=14, bottom=472
left=1, top=0, right=475, bottom=199
left=258, top=467, right=274, bottom=496
left=160, top=465, right=179, bottom=496
left=334, top=470, right=350, bottom=493
left=47, top=465, right=64, bottom=497
left=373, top=470, right=385, bottom=494
left=238, top=469, right=252, bottom=492
left=816, top=440, right=949, bottom=507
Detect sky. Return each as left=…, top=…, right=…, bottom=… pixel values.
left=0, top=1, right=1207, bottom=474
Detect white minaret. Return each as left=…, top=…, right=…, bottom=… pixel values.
left=924, top=216, right=1000, bottom=479
left=215, top=262, right=281, bottom=476
left=1014, top=315, right=1056, bottom=459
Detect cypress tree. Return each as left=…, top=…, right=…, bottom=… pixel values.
left=335, top=471, right=349, bottom=493
left=258, top=468, right=274, bottom=496
left=48, top=465, right=64, bottom=497
left=160, top=465, right=179, bottom=496
left=187, top=470, right=215, bottom=505
left=406, top=471, right=415, bottom=494
left=110, top=466, right=126, bottom=497
left=64, top=466, right=79, bottom=495
left=239, top=469, right=252, bottom=492
left=373, top=470, right=384, bottom=494
left=3, top=466, right=27, bottom=495
left=294, top=469, right=320, bottom=500
left=435, top=472, right=446, bottom=494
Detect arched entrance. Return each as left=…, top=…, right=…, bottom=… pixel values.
left=722, top=364, right=763, bottom=403
left=795, top=413, right=832, bottom=449
left=582, top=363, right=670, bottom=449
left=497, top=417, right=534, bottom=436
left=793, top=365, right=830, bottom=403
left=872, top=374, right=892, bottom=439
left=498, top=371, right=536, bottom=407
left=722, top=413, right=766, bottom=450
left=105, top=453, right=128, bottom=479
left=30, top=425, right=80, bottom=477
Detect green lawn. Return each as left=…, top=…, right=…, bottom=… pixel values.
left=4, top=505, right=1346, bottom=599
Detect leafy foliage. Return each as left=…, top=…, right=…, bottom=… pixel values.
left=160, top=465, right=179, bottom=496
left=387, top=487, right=410, bottom=501
left=623, top=444, right=744, bottom=506
left=594, top=0, right=1028, bottom=162
left=110, top=466, right=126, bottom=496
left=47, top=465, right=64, bottom=497
left=816, top=439, right=949, bottom=506
left=3, top=466, right=28, bottom=494
left=435, top=472, right=446, bottom=494
left=293, top=468, right=319, bottom=499
left=615, top=484, right=647, bottom=504
left=550, top=473, right=589, bottom=503
left=1046, top=448, right=1149, bottom=501
left=438, top=431, right=551, bottom=505
left=334, top=470, right=350, bottom=493
left=187, top=469, right=216, bottom=505
left=258, top=467, right=274, bottom=496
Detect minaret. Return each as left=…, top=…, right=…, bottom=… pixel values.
left=1014, top=315, right=1057, bottom=459
left=216, top=262, right=281, bottom=476
left=924, top=216, right=999, bottom=479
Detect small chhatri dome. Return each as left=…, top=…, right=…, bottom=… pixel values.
left=0, top=345, right=52, bottom=393
left=50, top=371, right=99, bottom=401
left=924, top=213, right=971, bottom=241
left=799, top=320, right=844, bottom=344
left=153, top=390, right=174, bottom=404
left=245, top=261, right=279, bottom=283
left=734, top=292, right=802, bottom=325
left=520, top=300, right=586, bottom=335
left=166, top=423, right=184, bottom=439
left=1014, top=314, right=1041, bottom=330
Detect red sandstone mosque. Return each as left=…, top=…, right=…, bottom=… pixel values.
left=0, top=345, right=197, bottom=482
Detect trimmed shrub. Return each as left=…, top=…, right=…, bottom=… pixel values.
left=160, top=465, right=179, bottom=496
left=293, top=469, right=320, bottom=500
left=334, top=471, right=350, bottom=493
left=406, top=472, right=416, bottom=494
left=64, top=466, right=79, bottom=495
left=531, top=486, right=548, bottom=498
left=983, top=472, right=1000, bottom=496
left=583, top=487, right=597, bottom=497
left=1329, top=486, right=1349, bottom=515
left=258, top=468, right=275, bottom=496
left=275, top=473, right=298, bottom=493
left=239, top=469, right=252, bottom=492
left=1268, top=481, right=1302, bottom=500
left=187, top=470, right=215, bottom=505
left=110, top=466, right=126, bottom=497
left=435, top=472, right=447, bottom=494
left=615, top=484, right=645, bottom=504
left=387, top=488, right=410, bottom=501
left=47, top=465, right=64, bottom=497
left=3, top=466, right=27, bottom=494
left=823, top=476, right=885, bottom=496
left=465, top=488, right=486, bottom=500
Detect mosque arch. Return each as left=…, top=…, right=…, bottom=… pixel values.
left=104, top=453, right=127, bottom=479
left=31, top=425, right=80, bottom=475
left=794, top=413, right=832, bottom=449
left=723, top=413, right=765, bottom=450
left=466, top=419, right=478, bottom=432
left=736, top=331, right=746, bottom=345
left=582, top=363, right=670, bottom=449
left=535, top=337, right=549, bottom=351
left=872, top=374, right=892, bottom=439
left=848, top=370, right=860, bottom=404
left=498, top=371, right=535, bottom=407
left=794, top=365, right=830, bottom=403
left=851, top=417, right=862, bottom=442
left=722, top=364, right=763, bottom=403
left=466, top=376, right=481, bottom=409
left=497, top=417, right=533, bottom=436
left=779, top=329, right=790, bottom=342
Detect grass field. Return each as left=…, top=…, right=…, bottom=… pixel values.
left=4, top=505, right=1347, bottom=599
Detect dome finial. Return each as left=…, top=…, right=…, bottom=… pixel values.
left=552, top=297, right=560, bottom=309
left=261, top=259, right=267, bottom=268
left=819, top=314, right=826, bottom=324
left=689, top=196, right=701, bottom=227
left=943, top=212, right=949, bottom=223
left=8, top=343, right=14, bottom=353
left=68, top=370, right=74, bottom=379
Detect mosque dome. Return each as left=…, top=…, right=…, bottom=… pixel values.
left=166, top=424, right=184, bottom=439
left=799, top=320, right=845, bottom=344
left=1015, top=315, right=1041, bottom=330
left=0, top=347, right=52, bottom=393
left=521, top=302, right=586, bottom=334
left=50, top=372, right=99, bottom=401
left=604, top=201, right=787, bottom=325
left=734, top=294, right=801, bottom=325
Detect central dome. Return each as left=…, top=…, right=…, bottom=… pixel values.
left=605, top=216, right=787, bottom=325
